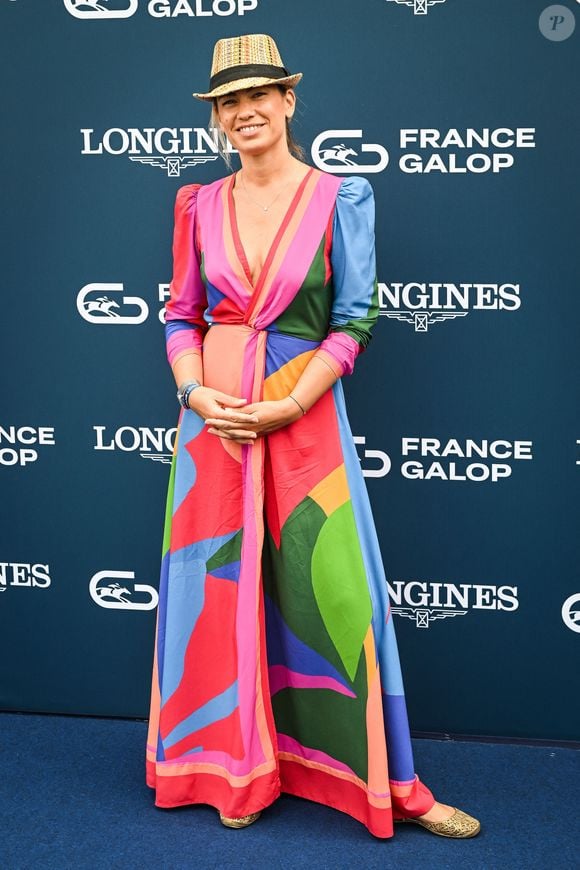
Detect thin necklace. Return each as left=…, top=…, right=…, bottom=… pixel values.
left=239, top=170, right=294, bottom=213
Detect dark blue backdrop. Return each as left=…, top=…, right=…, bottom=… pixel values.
left=1, top=0, right=579, bottom=741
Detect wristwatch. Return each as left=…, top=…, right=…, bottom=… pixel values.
left=176, top=379, right=202, bottom=409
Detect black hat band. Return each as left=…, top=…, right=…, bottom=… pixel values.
left=210, top=63, right=290, bottom=91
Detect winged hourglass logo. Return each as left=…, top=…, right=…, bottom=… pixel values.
left=391, top=607, right=468, bottom=628
left=385, top=0, right=447, bottom=15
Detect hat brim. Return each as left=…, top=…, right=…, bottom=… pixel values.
left=192, top=72, right=302, bottom=101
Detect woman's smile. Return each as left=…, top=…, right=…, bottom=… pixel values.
left=236, top=122, right=266, bottom=137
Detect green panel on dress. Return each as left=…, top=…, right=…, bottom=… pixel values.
left=312, top=500, right=372, bottom=682
left=162, top=449, right=177, bottom=557
left=272, top=235, right=334, bottom=341
left=262, top=496, right=350, bottom=683
left=206, top=528, right=242, bottom=572
left=271, top=648, right=369, bottom=782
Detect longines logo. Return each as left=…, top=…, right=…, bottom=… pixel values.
left=386, top=0, right=446, bottom=16
left=64, top=1, right=258, bottom=20
left=378, top=282, right=522, bottom=331
left=93, top=425, right=176, bottom=464
left=561, top=593, right=580, bottom=633
left=311, top=127, right=535, bottom=176
left=388, top=580, right=519, bottom=629
left=81, top=127, right=234, bottom=177
left=0, top=426, right=56, bottom=466
left=355, top=436, right=533, bottom=483
left=0, top=562, right=51, bottom=593
left=89, top=570, right=158, bottom=610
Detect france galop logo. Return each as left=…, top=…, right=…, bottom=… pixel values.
left=63, top=0, right=139, bottom=19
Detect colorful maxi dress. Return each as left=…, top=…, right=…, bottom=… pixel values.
left=146, top=167, right=435, bottom=838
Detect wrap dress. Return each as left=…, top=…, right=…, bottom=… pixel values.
left=146, top=167, right=436, bottom=838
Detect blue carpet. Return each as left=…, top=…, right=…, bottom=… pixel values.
left=1, top=712, right=578, bottom=869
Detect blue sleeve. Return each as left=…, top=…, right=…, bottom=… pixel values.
left=316, top=176, right=379, bottom=376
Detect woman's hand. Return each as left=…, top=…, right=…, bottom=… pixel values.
left=204, top=397, right=303, bottom=444
left=187, top=386, right=260, bottom=444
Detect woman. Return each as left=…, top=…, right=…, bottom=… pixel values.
left=146, top=33, right=480, bottom=840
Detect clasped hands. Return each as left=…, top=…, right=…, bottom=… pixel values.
left=187, top=386, right=303, bottom=444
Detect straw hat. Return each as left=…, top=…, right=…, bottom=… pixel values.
left=192, top=34, right=302, bottom=101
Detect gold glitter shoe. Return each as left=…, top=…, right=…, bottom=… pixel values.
left=219, top=811, right=261, bottom=829
left=397, top=807, right=481, bottom=838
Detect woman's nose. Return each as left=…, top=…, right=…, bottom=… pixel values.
left=237, top=99, right=255, bottom=117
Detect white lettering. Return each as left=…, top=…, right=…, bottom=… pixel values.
left=0, top=426, right=55, bottom=445
left=31, top=564, right=51, bottom=588
left=80, top=129, right=103, bottom=155
left=400, top=153, right=514, bottom=174
left=400, top=128, right=536, bottom=150
left=12, top=564, right=31, bottom=587
left=401, top=461, right=512, bottom=482
left=378, top=282, right=521, bottom=312
left=148, top=0, right=258, bottom=16
left=472, top=585, right=497, bottom=610
left=387, top=580, right=520, bottom=615
left=93, top=426, right=177, bottom=454
left=400, top=438, right=533, bottom=461
left=497, top=586, right=519, bottom=611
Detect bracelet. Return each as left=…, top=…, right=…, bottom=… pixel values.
left=312, top=353, right=340, bottom=379
left=288, top=393, right=306, bottom=416
left=183, top=383, right=202, bottom=409
left=176, top=379, right=202, bottom=409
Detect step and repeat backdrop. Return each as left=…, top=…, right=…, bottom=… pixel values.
left=1, top=0, right=579, bottom=741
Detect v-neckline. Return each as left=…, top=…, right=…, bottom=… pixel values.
left=227, top=166, right=315, bottom=296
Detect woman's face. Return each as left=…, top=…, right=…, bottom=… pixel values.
left=215, top=84, right=295, bottom=157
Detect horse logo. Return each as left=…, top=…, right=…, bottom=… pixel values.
left=89, top=570, right=158, bottom=610
left=318, top=144, right=358, bottom=167
left=83, top=296, right=121, bottom=318
left=76, top=283, right=149, bottom=324
left=93, top=582, right=132, bottom=603
left=312, top=130, right=389, bottom=174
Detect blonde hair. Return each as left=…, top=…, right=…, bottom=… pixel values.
left=210, top=85, right=305, bottom=170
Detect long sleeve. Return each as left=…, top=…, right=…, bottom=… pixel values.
left=164, top=183, right=208, bottom=367
left=314, top=176, right=379, bottom=377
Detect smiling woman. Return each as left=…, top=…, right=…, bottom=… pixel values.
left=210, top=84, right=305, bottom=168
left=145, top=32, right=481, bottom=841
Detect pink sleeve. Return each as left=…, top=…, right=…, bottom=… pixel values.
left=164, top=184, right=208, bottom=367
left=314, top=333, right=361, bottom=378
